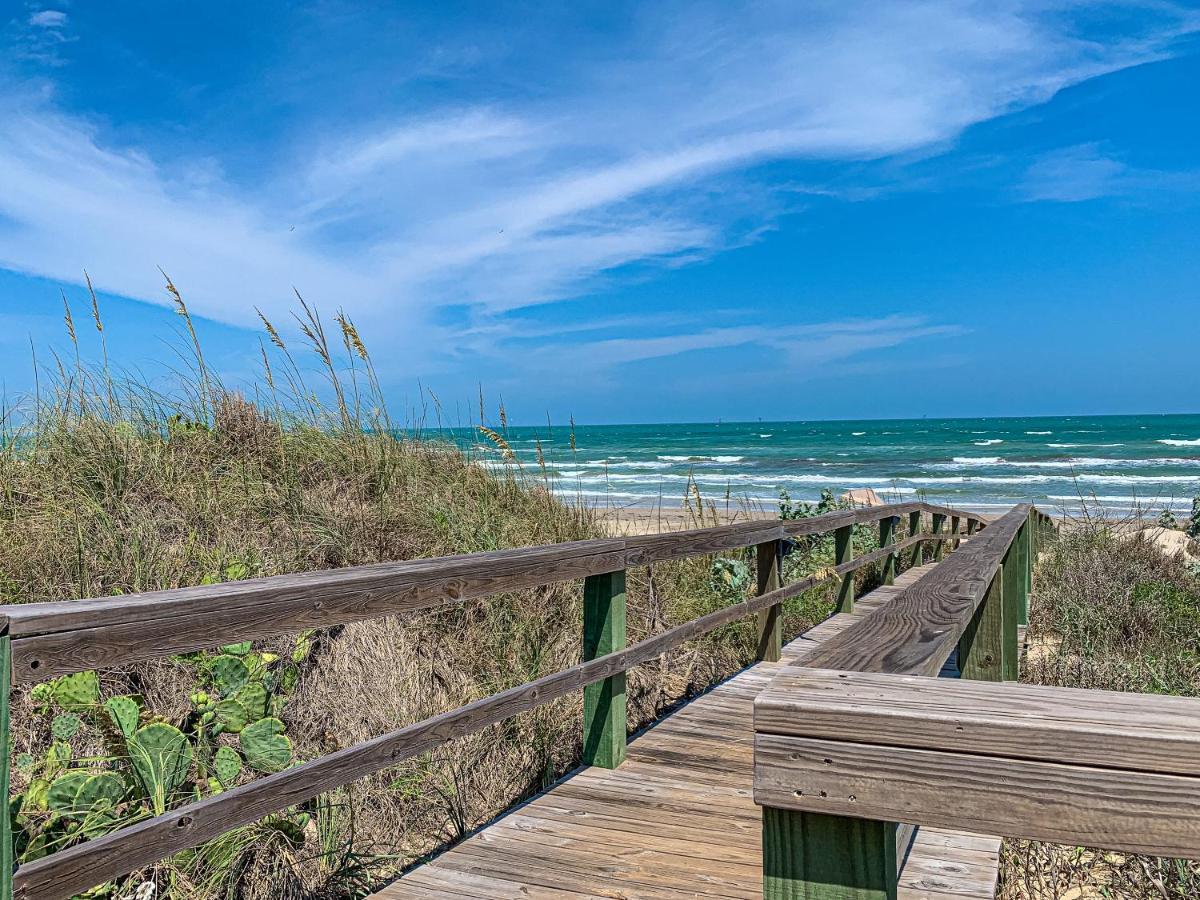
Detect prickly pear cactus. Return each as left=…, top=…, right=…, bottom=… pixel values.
left=74, top=773, right=126, bottom=815
left=234, top=682, right=268, bottom=720
left=104, top=696, right=140, bottom=738
left=212, top=699, right=249, bottom=734
left=221, top=642, right=252, bottom=656
left=127, top=723, right=193, bottom=814
left=239, top=718, right=292, bottom=773
left=209, top=655, right=249, bottom=696
left=213, top=746, right=243, bottom=788
left=47, top=771, right=91, bottom=815
left=51, top=671, right=100, bottom=711
left=51, top=713, right=82, bottom=741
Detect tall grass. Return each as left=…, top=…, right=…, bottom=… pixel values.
left=0, top=278, right=845, bottom=898
left=1001, top=517, right=1200, bottom=899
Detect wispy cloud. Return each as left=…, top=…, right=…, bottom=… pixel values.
left=0, top=0, right=1196, bottom=369
left=1020, top=142, right=1200, bottom=202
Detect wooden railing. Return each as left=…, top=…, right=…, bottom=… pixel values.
left=0, top=501, right=980, bottom=900
left=750, top=505, right=1200, bottom=900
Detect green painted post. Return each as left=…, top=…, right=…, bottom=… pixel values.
left=582, top=570, right=626, bottom=769
left=879, top=516, right=897, bottom=586
left=958, top=567, right=1004, bottom=681
left=763, top=808, right=898, bottom=900
left=908, top=511, right=923, bottom=569
left=834, top=524, right=855, bottom=614
left=1001, top=545, right=1021, bottom=680
left=967, top=518, right=979, bottom=537
left=1017, top=523, right=1031, bottom=626
left=930, top=513, right=946, bottom=562
left=950, top=515, right=960, bottom=551
left=0, top=633, right=11, bottom=900
left=756, top=540, right=783, bottom=663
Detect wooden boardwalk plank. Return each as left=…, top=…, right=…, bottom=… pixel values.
left=372, top=563, right=1001, bottom=900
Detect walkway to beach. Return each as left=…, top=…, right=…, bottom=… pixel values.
left=13, top=502, right=1193, bottom=900
left=374, top=564, right=1002, bottom=900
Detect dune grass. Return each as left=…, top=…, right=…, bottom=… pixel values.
left=1001, top=518, right=1200, bottom=899
left=0, top=281, right=857, bottom=899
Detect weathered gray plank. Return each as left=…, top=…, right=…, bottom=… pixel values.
left=754, top=667, right=1200, bottom=777
left=754, top=732, right=1200, bottom=859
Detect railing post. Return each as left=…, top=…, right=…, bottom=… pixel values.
left=582, top=570, right=626, bottom=768
left=0, top=632, right=11, bottom=900
left=1001, top=542, right=1021, bottom=680
left=756, top=540, right=783, bottom=663
left=1016, top=521, right=1031, bottom=626
left=879, top=516, right=897, bottom=586
left=967, top=518, right=979, bottom=537
left=930, top=513, right=946, bottom=561
left=908, top=510, right=923, bottom=568
left=834, top=525, right=855, bottom=614
left=958, top=564, right=1005, bottom=681
left=763, top=807, right=898, bottom=900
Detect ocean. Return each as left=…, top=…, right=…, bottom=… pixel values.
left=463, top=413, right=1200, bottom=516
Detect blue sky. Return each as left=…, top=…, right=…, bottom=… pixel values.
left=1, top=2, right=1198, bottom=425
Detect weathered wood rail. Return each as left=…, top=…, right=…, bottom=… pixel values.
left=753, top=503, right=1200, bottom=899
left=0, top=501, right=978, bottom=900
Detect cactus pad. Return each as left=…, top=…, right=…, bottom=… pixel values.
left=104, top=696, right=140, bottom=738
left=213, top=699, right=249, bottom=734
left=51, top=713, right=82, bottom=741
left=240, top=718, right=292, bottom=773
left=209, top=655, right=249, bottom=696
left=74, top=773, right=127, bottom=814
left=51, top=671, right=100, bottom=711
left=221, top=642, right=252, bottom=656
left=128, top=722, right=193, bottom=813
left=213, top=746, right=243, bottom=787
left=234, top=682, right=269, bottom=720
left=46, top=771, right=91, bottom=815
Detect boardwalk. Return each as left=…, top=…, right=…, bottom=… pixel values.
left=376, top=564, right=1003, bottom=900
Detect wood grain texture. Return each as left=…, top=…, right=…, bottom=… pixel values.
left=754, top=732, right=1200, bottom=860
left=756, top=540, right=783, bottom=663
left=373, top=566, right=999, bottom=900
left=835, top=525, right=855, bottom=614
left=787, top=505, right=1030, bottom=677
left=763, top=808, right=897, bottom=900
left=582, top=571, right=627, bottom=769
left=879, top=517, right=897, bottom=587
left=755, top=667, right=1200, bottom=777
left=4, top=502, right=970, bottom=683
left=956, top=569, right=1003, bottom=682
left=12, top=549, right=942, bottom=899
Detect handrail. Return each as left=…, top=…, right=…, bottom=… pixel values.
left=753, top=504, right=1073, bottom=900
left=1, top=500, right=981, bottom=900
left=755, top=670, right=1200, bottom=859
left=2, top=501, right=971, bottom=682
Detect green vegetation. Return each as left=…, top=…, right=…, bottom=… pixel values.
left=0, top=280, right=859, bottom=898
left=1002, top=519, right=1200, bottom=898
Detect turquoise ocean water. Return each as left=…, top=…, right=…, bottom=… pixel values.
left=463, top=414, right=1200, bottom=515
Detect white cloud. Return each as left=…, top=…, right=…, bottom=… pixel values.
left=1021, top=142, right=1200, bottom=202
left=0, top=0, right=1196, bottom=369
left=28, top=10, right=68, bottom=28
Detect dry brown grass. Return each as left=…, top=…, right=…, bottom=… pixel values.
left=0, top=283, right=843, bottom=898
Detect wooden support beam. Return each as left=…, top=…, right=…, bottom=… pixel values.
left=834, top=525, right=855, bottom=614
left=878, top=517, right=897, bottom=587
left=950, top=515, right=960, bottom=551
left=582, top=570, right=626, bottom=768
left=930, top=513, right=946, bottom=561
left=755, top=669, right=1200, bottom=860
left=1001, top=544, right=1020, bottom=680
left=1016, top=522, right=1030, bottom=626
left=763, top=807, right=898, bottom=900
left=907, top=511, right=922, bottom=569
left=756, top=540, right=783, bottom=663
left=957, top=567, right=1003, bottom=681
